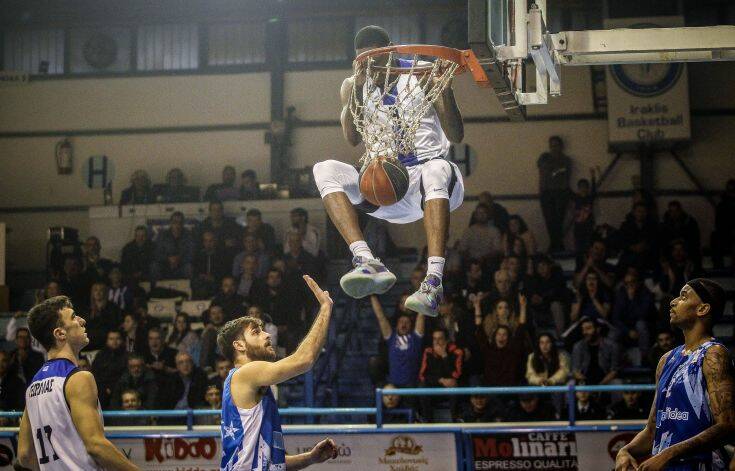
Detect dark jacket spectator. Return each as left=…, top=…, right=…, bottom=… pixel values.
left=232, top=234, right=271, bottom=280
left=107, top=389, right=150, bottom=426
left=537, top=136, right=572, bottom=252
left=110, top=355, right=159, bottom=410
left=476, top=325, right=526, bottom=386
left=504, top=395, right=556, bottom=422
left=618, top=203, right=659, bottom=274
left=211, top=276, right=247, bottom=322
left=476, top=191, right=510, bottom=234
left=120, top=226, right=154, bottom=281
left=234, top=254, right=264, bottom=298
left=525, top=256, right=569, bottom=334
left=204, top=166, right=239, bottom=202
left=660, top=201, right=701, bottom=264
left=0, top=350, right=26, bottom=412
left=249, top=269, right=299, bottom=328
left=191, top=230, right=229, bottom=299
left=199, top=305, right=226, bottom=371
left=561, top=389, right=605, bottom=421
left=144, top=327, right=178, bottom=376
left=647, top=330, right=676, bottom=370
left=461, top=394, right=504, bottom=423
left=418, top=332, right=463, bottom=386
left=574, top=240, right=616, bottom=291
left=458, top=204, right=503, bottom=265
left=239, top=170, right=262, bottom=201
left=91, top=331, right=129, bottom=408
left=84, top=282, right=123, bottom=351
left=200, top=201, right=243, bottom=250
left=121, top=312, right=148, bottom=355
left=607, top=391, right=647, bottom=420
left=8, top=328, right=44, bottom=384
left=81, top=236, right=115, bottom=286
left=107, top=267, right=134, bottom=312
left=658, top=240, right=704, bottom=298
left=571, top=271, right=612, bottom=324
left=151, top=211, right=195, bottom=281
left=283, top=232, right=323, bottom=281
left=612, top=270, right=655, bottom=351
left=168, top=352, right=209, bottom=409
left=571, top=318, right=620, bottom=385
left=243, top=209, right=277, bottom=255
left=58, top=255, right=88, bottom=308
left=153, top=168, right=200, bottom=203
left=120, top=170, right=154, bottom=205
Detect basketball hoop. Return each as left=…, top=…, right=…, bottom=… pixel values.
left=350, top=44, right=489, bottom=165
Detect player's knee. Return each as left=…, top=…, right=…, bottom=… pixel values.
left=313, top=160, right=344, bottom=196
left=421, top=159, right=452, bottom=200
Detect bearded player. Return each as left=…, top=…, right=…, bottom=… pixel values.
left=313, top=25, right=464, bottom=317
left=217, top=275, right=337, bottom=470
left=615, top=278, right=735, bottom=471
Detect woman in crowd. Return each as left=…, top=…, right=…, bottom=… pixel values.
left=570, top=271, right=611, bottom=323
left=121, top=311, right=147, bottom=354
left=525, top=333, right=570, bottom=386
left=503, top=215, right=538, bottom=264
left=475, top=294, right=530, bottom=351
left=167, top=312, right=201, bottom=365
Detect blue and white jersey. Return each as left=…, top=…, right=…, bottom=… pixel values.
left=363, top=58, right=451, bottom=167
left=653, top=341, right=729, bottom=471
left=25, top=358, right=102, bottom=470
left=220, top=368, right=285, bottom=471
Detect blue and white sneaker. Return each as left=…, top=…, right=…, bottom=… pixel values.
left=405, top=274, right=443, bottom=317
left=339, top=256, right=397, bottom=299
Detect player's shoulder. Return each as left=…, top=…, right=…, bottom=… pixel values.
left=64, top=370, right=96, bottom=394
left=704, top=343, right=733, bottom=364
left=340, top=76, right=355, bottom=98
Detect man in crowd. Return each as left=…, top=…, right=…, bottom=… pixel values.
left=505, top=394, right=556, bottom=422
left=239, top=169, right=261, bottom=200
left=0, top=350, right=25, bottom=414
left=250, top=268, right=301, bottom=351
left=618, top=202, right=659, bottom=274
left=232, top=233, right=270, bottom=279
left=243, top=209, right=276, bottom=254
left=109, top=390, right=149, bottom=426
left=169, top=352, right=208, bottom=410
left=607, top=390, right=647, bottom=420
left=144, top=327, right=178, bottom=376
left=151, top=211, right=194, bottom=282
left=81, top=236, right=115, bottom=286
left=647, top=329, right=676, bottom=371
left=537, top=136, right=571, bottom=252
left=91, top=330, right=129, bottom=408
left=284, top=207, right=320, bottom=257
left=210, top=276, right=246, bottom=321
left=574, top=239, right=616, bottom=291
left=204, top=165, right=239, bottom=201
left=199, top=304, right=227, bottom=370
left=209, top=356, right=234, bottom=392
left=418, top=328, right=463, bottom=421
left=111, top=354, right=159, bottom=410
left=191, top=230, right=228, bottom=299
left=199, top=200, right=242, bottom=252
left=58, top=255, right=87, bottom=307
left=572, top=317, right=620, bottom=385
left=476, top=191, right=509, bottom=234
left=121, top=225, right=154, bottom=281
left=612, top=269, right=655, bottom=363
left=283, top=231, right=322, bottom=281
left=9, top=327, right=44, bottom=383
left=85, top=281, right=122, bottom=350
left=660, top=200, right=701, bottom=265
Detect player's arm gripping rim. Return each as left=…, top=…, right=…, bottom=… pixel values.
left=432, top=71, right=464, bottom=143
left=340, top=61, right=366, bottom=147
left=615, top=350, right=672, bottom=471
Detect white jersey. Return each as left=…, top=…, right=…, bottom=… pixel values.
left=362, top=58, right=451, bottom=166
left=25, top=359, right=102, bottom=470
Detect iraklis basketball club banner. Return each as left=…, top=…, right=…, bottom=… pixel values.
left=604, top=16, right=691, bottom=149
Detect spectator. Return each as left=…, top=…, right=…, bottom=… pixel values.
left=537, top=135, right=572, bottom=252
left=232, top=234, right=270, bottom=280
left=239, top=169, right=262, bottom=201
left=120, top=225, right=154, bottom=281
left=628, top=189, right=658, bottom=223
left=612, top=269, right=655, bottom=362
left=370, top=295, right=425, bottom=388
left=196, top=384, right=223, bottom=425
left=36, top=280, right=62, bottom=303
left=660, top=200, right=701, bottom=265
left=571, top=318, right=620, bottom=385
left=235, top=254, right=262, bottom=298
left=120, top=169, right=154, bottom=205
left=5, top=311, right=46, bottom=355
left=170, top=352, right=209, bottom=410
left=476, top=325, right=526, bottom=387
left=191, top=230, right=229, bottom=299
left=480, top=269, right=518, bottom=314
left=110, top=355, right=159, bottom=410
left=211, top=276, right=247, bottom=321
left=200, top=304, right=226, bottom=370
left=571, top=272, right=612, bottom=324
left=607, top=390, right=647, bottom=420
left=501, top=255, right=525, bottom=287
left=525, top=256, right=569, bottom=336
left=526, top=333, right=570, bottom=386
left=504, top=394, right=556, bottom=422
left=243, top=209, right=276, bottom=254
left=572, top=170, right=597, bottom=254
left=209, top=357, right=234, bottom=392
left=458, top=204, right=503, bottom=266
left=458, top=260, right=490, bottom=310
left=0, top=350, right=25, bottom=413
left=200, top=200, right=243, bottom=251
left=561, top=387, right=605, bottom=421
left=647, top=329, right=676, bottom=370
left=659, top=239, right=704, bottom=298
left=107, top=267, right=133, bottom=311
left=246, top=305, right=279, bottom=348
left=144, top=327, right=177, bottom=376
left=618, top=202, right=659, bottom=274
left=284, top=208, right=320, bottom=257
left=85, top=281, right=122, bottom=350
left=109, top=389, right=149, bottom=426
left=91, top=330, right=128, bottom=408
left=503, top=215, right=538, bottom=263
left=154, top=168, right=199, bottom=203
left=204, top=166, right=239, bottom=202
left=477, top=295, right=529, bottom=349
left=167, top=312, right=201, bottom=364
left=430, top=295, right=476, bottom=352
left=58, top=255, right=87, bottom=308
left=151, top=211, right=194, bottom=281
left=461, top=393, right=502, bottom=423
left=378, top=384, right=411, bottom=424
left=81, top=236, right=114, bottom=286
left=418, top=328, right=464, bottom=421
left=711, top=179, right=735, bottom=270
left=250, top=269, right=301, bottom=351
left=121, top=312, right=147, bottom=354
left=476, top=191, right=510, bottom=234
left=283, top=231, right=322, bottom=280
left=574, top=239, right=616, bottom=291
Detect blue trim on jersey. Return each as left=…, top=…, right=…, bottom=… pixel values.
left=31, top=358, right=76, bottom=383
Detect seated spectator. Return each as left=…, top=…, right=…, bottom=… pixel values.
left=526, top=333, right=570, bottom=386
left=628, top=189, right=659, bottom=223
left=660, top=200, right=701, bottom=265
left=144, top=327, right=177, bottom=376
left=58, top=255, right=87, bottom=308
left=504, top=236, right=532, bottom=277
left=200, top=305, right=226, bottom=370
left=476, top=191, right=509, bottom=234
left=9, top=327, right=44, bottom=384
left=370, top=295, right=425, bottom=388
left=232, top=234, right=270, bottom=280
left=243, top=209, right=277, bottom=255
left=476, top=295, right=529, bottom=350
left=200, top=200, right=243, bottom=252
left=458, top=204, right=503, bottom=266
left=211, top=276, right=247, bottom=321
left=239, top=169, right=262, bottom=201
left=461, top=393, right=503, bottom=423
left=121, top=312, right=147, bottom=354
left=81, top=236, right=114, bottom=286
left=574, top=239, right=616, bottom=291
left=476, top=325, right=526, bottom=387
left=167, top=312, right=201, bottom=364
left=92, top=330, right=128, bottom=408
left=480, top=269, right=518, bottom=314
left=250, top=270, right=301, bottom=350
left=110, top=355, right=159, bottom=410
left=283, top=208, right=320, bottom=257
left=36, top=280, right=62, bottom=303
left=154, top=168, right=200, bottom=203
left=711, top=179, right=735, bottom=270
left=196, top=384, right=223, bottom=425
left=121, top=225, right=154, bottom=282
left=525, top=256, right=569, bottom=336
left=571, top=272, right=612, bottom=324
left=647, top=329, right=676, bottom=370
left=107, top=267, right=132, bottom=312
left=612, top=269, right=654, bottom=363
left=246, top=305, right=278, bottom=348
left=418, top=328, right=464, bottom=421
left=607, top=390, right=647, bottom=420
left=458, top=260, right=490, bottom=310
left=151, top=211, right=194, bottom=282
left=0, top=350, right=25, bottom=414
left=120, top=169, right=154, bottom=205
left=561, top=387, right=605, bottom=421
left=571, top=171, right=597, bottom=255
left=108, top=389, right=149, bottom=426
left=378, top=384, right=411, bottom=424
left=572, top=318, right=620, bottom=385
left=659, top=239, right=704, bottom=298
left=618, top=202, right=659, bottom=274
left=504, top=394, right=555, bottom=422
left=501, top=255, right=526, bottom=287
left=235, top=254, right=263, bottom=298
left=503, top=215, right=537, bottom=263
left=191, top=230, right=228, bottom=299
left=85, top=281, right=122, bottom=350
left=283, top=231, right=322, bottom=280
left=170, top=352, right=209, bottom=410
left=209, top=357, right=234, bottom=392
left=5, top=311, right=46, bottom=355
left=204, top=165, right=239, bottom=202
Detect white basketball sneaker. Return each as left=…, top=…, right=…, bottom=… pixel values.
left=339, top=256, right=397, bottom=299
left=405, top=274, right=443, bottom=317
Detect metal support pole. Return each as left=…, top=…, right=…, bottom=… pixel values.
left=566, top=383, right=576, bottom=426
left=187, top=409, right=194, bottom=431
left=670, top=149, right=717, bottom=208
left=375, top=388, right=383, bottom=428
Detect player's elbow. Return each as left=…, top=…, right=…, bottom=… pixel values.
left=448, top=128, right=464, bottom=143
left=345, top=131, right=361, bottom=147
left=84, top=437, right=111, bottom=460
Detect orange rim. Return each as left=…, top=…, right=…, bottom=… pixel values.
left=354, top=44, right=490, bottom=88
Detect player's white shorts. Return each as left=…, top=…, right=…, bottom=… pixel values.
left=314, top=158, right=465, bottom=224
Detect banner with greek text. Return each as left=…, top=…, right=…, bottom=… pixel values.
left=604, top=16, right=691, bottom=150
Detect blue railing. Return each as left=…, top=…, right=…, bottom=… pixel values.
left=374, top=384, right=656, bottom=428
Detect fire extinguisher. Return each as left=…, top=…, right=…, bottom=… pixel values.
left=55, top=138, right=73, bottom=174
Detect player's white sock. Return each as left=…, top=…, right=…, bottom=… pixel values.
left=349, top=240, right=374, bottom=260
left=427, top=256, right=445, bottom=279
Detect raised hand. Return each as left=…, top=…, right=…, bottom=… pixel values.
left=303, top=275, right=333, bottom=308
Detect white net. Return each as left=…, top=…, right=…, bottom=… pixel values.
left=349, top=52, right=460, bottom=165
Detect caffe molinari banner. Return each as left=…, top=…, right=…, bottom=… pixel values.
left=604, top=16, right=691, bottom=150
left=470, top=430, right=643, bottom=471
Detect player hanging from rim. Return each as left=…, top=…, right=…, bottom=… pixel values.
left=15, top=296, right=139, bottom=471
left=218, top=275, right=338, bottom=471
left=615, top=278, right=735, bottom=471
left=313, top=25, right=465, bottom=317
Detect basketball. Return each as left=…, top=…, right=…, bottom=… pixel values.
left=359, top=157, right=409, bottom=206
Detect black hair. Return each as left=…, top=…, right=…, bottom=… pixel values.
left=246, top=208, right=261, bottom=218
left=354, top=25, right=390, bottom=50
left=508, top=214, right=529, bottom=234
left=291, top=207, right=308, bottom=223
left=134, top=225, right=148, bottom=233
left=549, top=135, right=563, bottom=146
left=531, top=333, right=560, bottom=375
left=687, top=278, right=726, bottom=323
left=242, top=169, right=257, bottom=179
left=28, top=296, right=72, bottom=351
left=577, top=178, right=590, bottom=187
left=170, top=211, right=184, bottom=221
left=217, top=316, right=264, bottom=362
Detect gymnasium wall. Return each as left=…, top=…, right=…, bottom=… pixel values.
left=1, top=62, right=734, bottom=270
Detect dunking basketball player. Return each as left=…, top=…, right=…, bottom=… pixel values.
left=15, top=296, right=139, bottom=470
left=615, top=279, right=735, bottom=471
left=313, top=25, right=465, bottom=316
left=217, top=275, right=337, bottom=470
